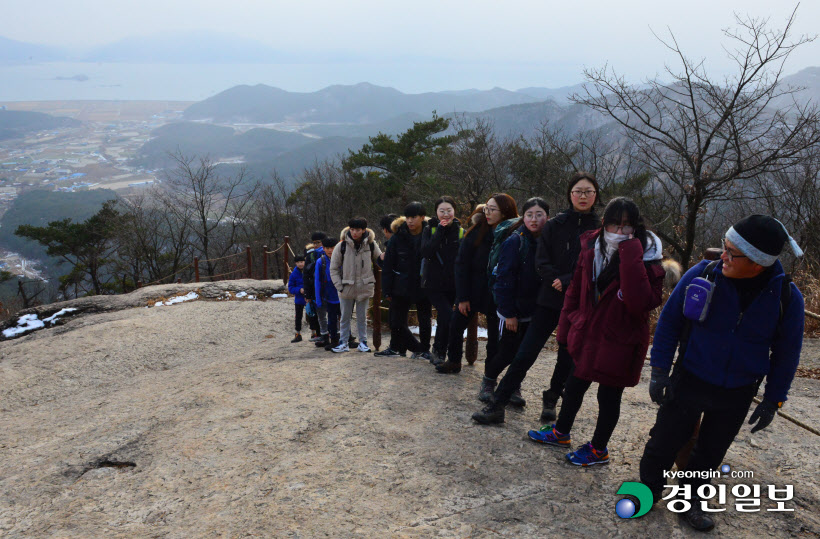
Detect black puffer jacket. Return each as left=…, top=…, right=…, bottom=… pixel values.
left=382, top=216, right=428, bottom=300
left=420, top=217, right=462, bottom=292
left=454, top=212, right=494, bottom=314
left=536, top=208, right=599, bottom=310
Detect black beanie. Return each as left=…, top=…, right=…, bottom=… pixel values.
left=311, top=231, right=328, bottom=242
left=725, top=215, right=803, bottom=267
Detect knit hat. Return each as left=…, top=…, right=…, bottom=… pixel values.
left=725, top=215, right=803, bottom=267
left=310, top=231, right=328, bottom=242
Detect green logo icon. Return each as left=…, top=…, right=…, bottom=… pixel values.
left=616, top=482, right=653, bottom=518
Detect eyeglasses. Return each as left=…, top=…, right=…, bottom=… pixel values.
left=571, top=189, right=596, bottom=198
left=722, top=238, right=748, bottom=262
left=605, top=224, right=635, bottom=235
left=483, top=206, right=500, bottom=214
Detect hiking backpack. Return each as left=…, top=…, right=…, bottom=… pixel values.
left=302, top=248, right=321, bottom=301
left=486, top=219, right=530, bottom=300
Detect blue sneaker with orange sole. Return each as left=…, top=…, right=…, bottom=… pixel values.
left=527, top=424, right=571, bottom=447
left=566, top=442, right=610, bottom=466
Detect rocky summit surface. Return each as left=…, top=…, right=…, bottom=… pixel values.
left=1, top=280, right=818, bottom=537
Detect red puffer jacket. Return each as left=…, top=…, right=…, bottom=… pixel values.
left=557, top=230, right=665, bottom=387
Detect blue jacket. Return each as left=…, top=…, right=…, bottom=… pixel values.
left=287, top=267, right=306, bottom=306
left=650, top=259, right=804, bottom=403
left=314, top=254, right=340, bottom=306
left=493, top=226, right=541, bottom=320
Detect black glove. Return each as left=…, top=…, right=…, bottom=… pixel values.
left=649, top=367, right=671, bottom=405
left=749, top=400, right=779, bottom=433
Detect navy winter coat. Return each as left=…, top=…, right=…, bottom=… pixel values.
left=650, top=259, right=804, bottom=403
left=494, top=225, right=541, bottom=320
left=314, top=254, right=339, bottom=306
left=287, top=267, right=306, bottom=305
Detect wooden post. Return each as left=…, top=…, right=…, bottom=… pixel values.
left=372, top=265, right=382, bottom=351
left=194, top=257, right=200, bottom=283
left=283, top=236, right=290, bottom=285
left=246, top=246, right=253, bottom=279
left=177, top=278, right=182, bottom=284
left=137, top=281, right=143, bottom=289
left=262, top=246, right=269, bottom=280
left=466, top=316, right=478, bottom=365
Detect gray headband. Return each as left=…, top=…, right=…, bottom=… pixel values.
left=725, top=221, right=804, bottom=267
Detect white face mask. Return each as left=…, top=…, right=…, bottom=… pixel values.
left=604, top=230, right=631, bottom=251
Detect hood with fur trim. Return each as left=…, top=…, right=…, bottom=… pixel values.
left=390, top=215, right=430, bottom=234
left=339, top=227, right=377, bottom=245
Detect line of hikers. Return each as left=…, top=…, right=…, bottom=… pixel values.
left=286, top=171, right=805, bottom=533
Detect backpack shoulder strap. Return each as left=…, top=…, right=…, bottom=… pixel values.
left=779, top=274, right=793, bottom=326
left=675, top=259, right=721, bottom=367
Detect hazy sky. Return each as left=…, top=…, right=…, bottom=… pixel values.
left=3, top=0, right=819, bottom=91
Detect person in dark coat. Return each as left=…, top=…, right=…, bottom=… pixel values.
left=472, top=172, right=601, bottom=421
left=287, top=255, right=307, bottom=343
left=470, top=198, right=548, bottom=422
left=527, top=197, right=668, bottom=467
left=435, top=193, right=519, bottom=373
left=376, top=202, right=432, bottom=358
left=640, top=215, right=804, bottom=532
left=421, top=196, right=463, bottom=362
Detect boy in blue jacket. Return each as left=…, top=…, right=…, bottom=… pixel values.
left=640, top=215, right=804, bottom=533
left=287, top=255, right=307, bottom=343
left=315, top=237, right=341, bottom=351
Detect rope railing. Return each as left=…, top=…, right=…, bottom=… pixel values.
left=142, top=262, right=194, bottom=287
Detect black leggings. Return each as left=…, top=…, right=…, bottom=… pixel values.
left=295, top=303, right=304, bottom=332
left=446, top=305, right=499, bottom=365
left=390, top=295, right=432, bottom=354
left=484, top=320, right=530, bottom=380
left=555, top=375, right=625, bottom=451
left=494, top=305, right=573, bottom=404
left=426, top=290, right=456, bottom=355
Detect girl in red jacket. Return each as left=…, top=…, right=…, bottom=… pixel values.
left=528, top=197, right=667, bottom=466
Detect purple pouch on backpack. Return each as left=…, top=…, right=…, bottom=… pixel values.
left=683, top=276, right=715, bottom=322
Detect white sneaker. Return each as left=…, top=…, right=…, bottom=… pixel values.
left=331, top=343, right=349, bottom=353
left=357, top=342, right=371, bottom=353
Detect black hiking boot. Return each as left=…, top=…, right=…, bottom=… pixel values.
left=324, top=337, right=340, bottom=351
left=478, top=376, right=497, bottom=403
left=680, top=499, right=715, bottom=532
left=435, top=360, right=462, bottom=374
left=314, top=334, right=329, bottom=347
left=471, top=401, right=505, bottom=425
left=290, top=333, right=302, bottom=343
left=509, top=388, right=526, bottom=407
left=540, top=389, right=560, bottom=423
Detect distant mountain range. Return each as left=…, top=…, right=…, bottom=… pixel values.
left=181, top=82, right=584, bottom=124
left=0, top=110, right=81, bottom=141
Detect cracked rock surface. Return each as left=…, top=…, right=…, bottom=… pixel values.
left=0, top=283, right=818, bottom=537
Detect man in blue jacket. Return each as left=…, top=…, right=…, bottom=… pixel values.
left=640, top=215, right=804, bottom=532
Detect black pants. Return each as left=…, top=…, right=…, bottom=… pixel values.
left=426, top=289, right=456, bottom=355
left=485, top=320, right=530, bottom=380
left=640, top=368, right=757, bottom=497
left=494, top=305, right=572, bottom=404
left=295, top=303, right=304, bottom=332
left=390, top=295, right=432, bottom=354
left=306, top=300, right=319, bottom=332
left=326, top=302, right=341, bottom=341
left=446, top=305, right=499, bottom=365
left=555, top=375, right=625, bottom=451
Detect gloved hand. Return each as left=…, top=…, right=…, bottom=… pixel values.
left=649, top=367, right=671, bottom=404
left=749, top=400, right=779, bottom=433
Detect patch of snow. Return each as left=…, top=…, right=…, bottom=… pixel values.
left=409, top=324, right=488, bottom=339
left=153, top=291, right=199, bottom=307
left=271, top=294, right=288, bottom=298
left=235, top=291, right=248, bottom=298
left=2, top=307, right=79, bottom=338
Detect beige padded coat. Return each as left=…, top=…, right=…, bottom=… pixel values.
left=329, top=227, right=383, bottom=301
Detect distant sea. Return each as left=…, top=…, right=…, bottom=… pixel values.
left=0, top=61, right=573, bottom=101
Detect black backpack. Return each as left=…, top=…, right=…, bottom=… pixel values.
left=303, top=248, right=321, bottom=301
